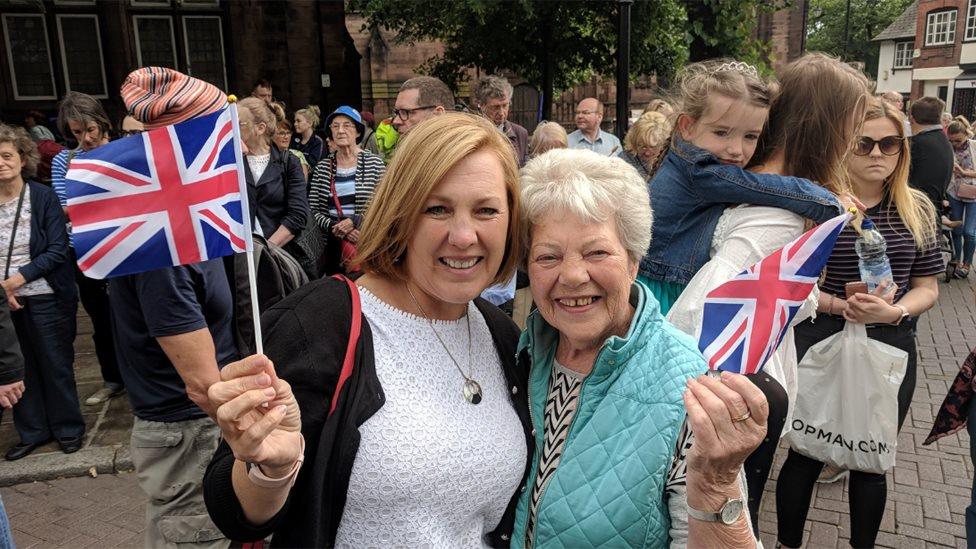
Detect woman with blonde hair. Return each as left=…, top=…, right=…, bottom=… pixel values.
left=237, top=97, right=308, bottom=248
left=621, top=110, right=670, bottom=180
left=290, top=104, right=324, bottom=167
left=204, top=113, right=531, bottom=547
left=528, top=121, right=567, bottom=157
left=776, top=97, right=941, bottom=549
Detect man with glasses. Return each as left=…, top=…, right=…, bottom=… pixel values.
left=474, top=75, right=528, bottom=167
left=119, top=115, right=145, bottom=138
left=391, top=76, right=454, bottom=137
left=568, top=97, right=621, bottom=156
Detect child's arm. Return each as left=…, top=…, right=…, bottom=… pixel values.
left=694, top=163, right=843, bottom=223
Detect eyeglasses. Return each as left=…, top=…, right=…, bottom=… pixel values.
left=274, top=130, right=292, bottom=137
left=853, top=135, right=904, bottom=156
left=329, top=123, right=357, bottom=132
left=392, top=105, right=437, bottom=121
left=119, top=129, right=143, bottom=137
left=575, top=110, right=600, bottom=116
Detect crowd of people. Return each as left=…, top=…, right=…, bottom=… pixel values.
left=0, top=48, right=972, bottom=549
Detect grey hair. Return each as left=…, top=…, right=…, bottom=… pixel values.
left=474, top=75, right=513, bottom=105
left=528, top=121, right=568, bottom=157
left=520, top=148, right=652, bottom=266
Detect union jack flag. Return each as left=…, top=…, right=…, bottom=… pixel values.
left=697, top=212, right=850, bottom=375
left=64, top=107, right=251, bottom=279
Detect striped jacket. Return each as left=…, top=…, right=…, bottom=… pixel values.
left=308, top=150, right=385, bottom=232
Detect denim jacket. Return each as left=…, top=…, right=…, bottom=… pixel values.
left=641, top=138, right=843, bottom=284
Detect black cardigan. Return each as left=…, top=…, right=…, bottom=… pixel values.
left=20, top=181, right=75, bottom=304
left=244, top=146, right=309, bottom=238
left=908, top=128, right=954, bottom=210
left=204, top=277, right=533, bottom=547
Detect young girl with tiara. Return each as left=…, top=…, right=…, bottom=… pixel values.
left=640, top=59, right=844, bottom=314
left=657, top=54, right=872, bottom=537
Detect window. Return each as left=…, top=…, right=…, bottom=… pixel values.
left=926, top=10, right=958, bottom=46
left=894, top=41, right=914, bottom=69
left=2, top=14, right=57, bottom=100
left=56, top=15, right=108, bottom=97
left=183, top=16, right=227, bottom=90
left=968, top=0, right=976, bottom=40
left=133, top=16, right=177, bottom=68
left=131, top=0, right=171, bottom=6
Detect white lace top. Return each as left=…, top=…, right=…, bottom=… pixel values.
left=668, top=205, right=819, bottom=430
left=333, top=287, right=527, bottom=549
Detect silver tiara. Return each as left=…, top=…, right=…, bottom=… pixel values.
left=712, top=61, right=760, bottom=78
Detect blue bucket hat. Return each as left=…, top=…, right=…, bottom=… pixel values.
left=325, top=105, right=365, bottom=138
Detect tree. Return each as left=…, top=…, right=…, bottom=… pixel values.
left=348, top=0, right=688, bottom=118
left=685, top=0, right=792, bottom=70
left=350, top=0, right=784, bottom=118
left=805, top=0, right=915, bottom=77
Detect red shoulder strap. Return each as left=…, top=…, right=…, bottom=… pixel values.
left=328, top=274, right=361, bottom=417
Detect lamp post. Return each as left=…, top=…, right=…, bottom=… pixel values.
left=615, top=0, right=632, bottom=139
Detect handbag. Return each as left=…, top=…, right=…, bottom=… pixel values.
left=957, top=183, right=976, bottom=199
left=329, top=157, right=360, bottom=273
left=785, top=322, right=907, bottom=473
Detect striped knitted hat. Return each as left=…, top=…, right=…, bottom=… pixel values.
left=121, top=67, right=227, bottom=129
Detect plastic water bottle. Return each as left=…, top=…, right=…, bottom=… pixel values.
left=855, top=218, right=893, bottom=292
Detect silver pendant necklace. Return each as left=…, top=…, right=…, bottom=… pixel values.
left=405, top=284, right=483, bottom=405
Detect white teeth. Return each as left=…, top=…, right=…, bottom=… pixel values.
left=560, top=297, right=595, bottom=307
left=444, top=258, right=478, bottom=269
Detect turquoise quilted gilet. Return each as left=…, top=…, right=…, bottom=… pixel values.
left=511, top=282, right=707, bottom=548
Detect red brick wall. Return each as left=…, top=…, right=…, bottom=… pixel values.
left=914, top=0, right=963, bottom=70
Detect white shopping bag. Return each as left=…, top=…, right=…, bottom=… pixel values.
left=785, top=322, right=907, bottom=474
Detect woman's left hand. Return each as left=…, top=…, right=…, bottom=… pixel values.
left=1, top=275, right=24, bottom=311
left=844, top=292, right=900, bottom=324
left=683, top=371, right=768, bottom=487
left=332, top=218, right=354, bottom=239
left=346, top=229, right=360, bottom=243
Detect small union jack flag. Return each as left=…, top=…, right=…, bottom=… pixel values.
left=697, top=212, right=850, bottom=375
left=64, top=107, right=251, bottom=279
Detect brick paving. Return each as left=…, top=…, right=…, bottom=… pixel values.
left=0, top=279, right=974, bottom=547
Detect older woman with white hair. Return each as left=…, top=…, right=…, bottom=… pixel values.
left=511, top=148, right=767, bottom=548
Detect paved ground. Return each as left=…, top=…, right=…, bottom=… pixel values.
left=0, top=277, right=974, bottom=547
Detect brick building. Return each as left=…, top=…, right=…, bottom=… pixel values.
left=874, top=0, right=976, bottom=120
left=0, top=0, right=360, bottom=127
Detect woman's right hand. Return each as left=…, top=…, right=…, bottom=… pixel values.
left=208, top=354, right=303, bottom=476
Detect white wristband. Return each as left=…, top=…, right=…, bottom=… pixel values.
left=245, top=434, right=305, bottom=489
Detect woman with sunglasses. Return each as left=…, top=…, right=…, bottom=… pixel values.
left=946, top=118, right=976, bottom=278
left=774, top=97, right=941, bottom=549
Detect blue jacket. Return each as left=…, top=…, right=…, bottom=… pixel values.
left=641, top=138, right=843, bottom=284
left=19, top=181, right=75, bottom=304
left=511, top=282, right=706, bottom=548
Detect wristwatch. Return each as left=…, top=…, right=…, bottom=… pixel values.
left=687, top=497, right=744, bottom=525
left=892, top=304, right=910, bottom=326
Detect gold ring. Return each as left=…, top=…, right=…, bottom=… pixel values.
left=731, top=411, right=752, bottom=423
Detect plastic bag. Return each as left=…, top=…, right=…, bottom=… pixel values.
left=785, top=321, right=907, bottom=474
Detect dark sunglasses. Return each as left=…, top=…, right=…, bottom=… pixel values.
left=853, top=135, right=904, bottom=156
left=119, top=129, right=144, bottom=137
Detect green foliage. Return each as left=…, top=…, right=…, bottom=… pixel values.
left=688, top=0, right=791, bottom=72
left=349, top=0, right=786, bottom=93
left=348, top=0, right=688, bottom=93
left=805, top=0, right=915, bottom=76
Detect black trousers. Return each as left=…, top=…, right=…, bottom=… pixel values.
left=72, top=251, right=122, bottom=388
left=776, top=314, right=917, bottom=548
left=11, top=294, right=84, bottom=443
left=743, top=371, right=788, bottom=537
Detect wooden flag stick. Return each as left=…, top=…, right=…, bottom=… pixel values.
left=228, top=97, right=263, bottom=355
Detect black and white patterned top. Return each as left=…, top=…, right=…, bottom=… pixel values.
left=524, top=361, right=690, bottom=547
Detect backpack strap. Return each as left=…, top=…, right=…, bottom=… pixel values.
left=328, top=274, right=361, bottom=417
